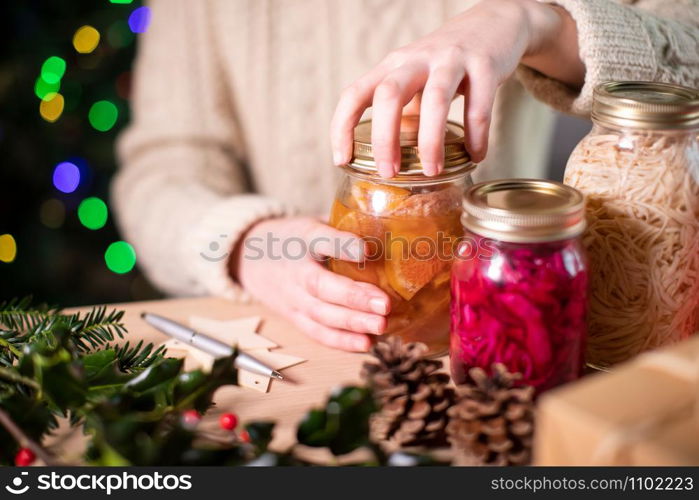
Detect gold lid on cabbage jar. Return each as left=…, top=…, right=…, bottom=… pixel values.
left=349, top=116, right=475, bottom=177
left=462, top=179, right=586, bottom=243
left=592, top=81, right=699, bottom=130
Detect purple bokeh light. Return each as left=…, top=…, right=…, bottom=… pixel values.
left=52, top=162, right=81, bottom=193
left=128, top=6, right=152, bottom=34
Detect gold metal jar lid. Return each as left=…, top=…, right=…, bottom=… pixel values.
left=349, top=116, right=474, bottom=177
left=592, top=81, right=699, bottom=130
left=462, top=179, right=586, bottom=243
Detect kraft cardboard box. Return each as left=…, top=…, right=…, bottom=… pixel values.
left=534, top=336, right=699, bottom=465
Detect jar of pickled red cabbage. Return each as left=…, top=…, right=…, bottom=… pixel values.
left=450, top=179, right=588, bottom=393
left=329, top=117, right=475, bottom=355
left=565, top=82, right=699, bottom=368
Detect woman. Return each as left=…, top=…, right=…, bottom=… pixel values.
left=114, top=0, right=699, bottom=351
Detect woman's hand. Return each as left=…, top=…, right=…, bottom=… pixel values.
left=231, top=217, right=391, bottom=352
left=331, top=0, right=583, bottom=177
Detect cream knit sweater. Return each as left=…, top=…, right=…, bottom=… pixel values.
left=113, top=0, right=699, bottom=300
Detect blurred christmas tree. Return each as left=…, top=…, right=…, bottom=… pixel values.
left=0, top=0, right=163, bottom=306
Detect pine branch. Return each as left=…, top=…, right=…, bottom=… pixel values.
left=0, top=296, right=58, bottom=333
left=0, top=336, right=22, bottom=358
left=65, top=307, right=127, bottom=352
left=0, top=300, right=127, bottom=356
left=107, top=340, right=167, bottom=372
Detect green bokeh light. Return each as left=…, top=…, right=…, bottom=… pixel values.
left=34, top=77, right=60, bottom=100
left=88, top=100, right=118, bottom=132
left=78, top=197, right=108, bottom=230
left=109, top=0, right=134, bottom=3
left=41, top=56, right=66, bottom=84
left=105, top=241, right=136, bottom=274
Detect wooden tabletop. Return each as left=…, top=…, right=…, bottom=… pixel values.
left=58, top=296, right=383, bottom=459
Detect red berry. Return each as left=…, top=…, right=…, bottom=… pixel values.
left=219, top=413, right=239, bottom=431
left=181, top=409, right=201, bottom=428
left=239, top=430, right=251, bottom=443
left=15, top=447, right=35, bottom=467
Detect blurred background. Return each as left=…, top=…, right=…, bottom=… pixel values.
left=0, top=0, right=164, bottom=306
left=0, top=0, right=590, bottom=308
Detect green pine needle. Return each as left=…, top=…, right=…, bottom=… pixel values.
left=63, top=306, right=127, bottom=352
left=0, top=298, right=127, bottom=354
left=106, top=340, right=167, bottom=372
left=0, top=296, right=58, bottom=333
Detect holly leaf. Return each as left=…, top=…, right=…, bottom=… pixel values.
left=82, top=349, right=117, bottom=380
left=18, top=344, right=86, bottom=412
left=41, top=359, right=86, bottom=411
left=296, top=409, right=331, bottom=446
left=124, top=358, right=183, bottom=393
left=173, top=353, right=238, bottom=413
left=296, top=386, right=376, bottom=456
left=81, top=350, right=136, bottom=402
left=243, top=421, right=275, bottom=452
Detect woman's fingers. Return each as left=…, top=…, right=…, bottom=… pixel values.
left=332, top=58, right=497, bottom=174
left=371, top=63, right=429, bottom=177
left=333, top=52, right=500, bottom=174
left=301, top=262, right=391, bottom=316
left=462, top=59, right=498, bottom=163
left=303, top=295, right=387, bottom=335
left=418, top=64, right=466, bottom=176
left=290, top=310, right=372, bottom=352
left=331, top=67, right=388, bottom=166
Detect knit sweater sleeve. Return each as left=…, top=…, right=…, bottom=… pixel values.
left=516, top=0, right=699, bottom=115
left=112, top=0, right=289, bottom=299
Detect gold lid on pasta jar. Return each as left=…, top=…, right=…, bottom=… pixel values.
left=349, top=116, right=474, bottom=177
left=592, top=81, right=699, bottom=130
left=462, top=179, right=586, bottom=243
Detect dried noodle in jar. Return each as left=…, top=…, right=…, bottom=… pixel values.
left=564, top=81, right=699, bottom=367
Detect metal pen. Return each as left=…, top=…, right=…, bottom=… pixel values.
left=141, top=312, right=283, bottom=380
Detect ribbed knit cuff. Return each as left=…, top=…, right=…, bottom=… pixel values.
left=185, top=195, right=291, bottom=302
left=517, top=0, right=656, bottom=115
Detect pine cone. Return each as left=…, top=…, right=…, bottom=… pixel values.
left=361, top=336, right=454, bottom=451
left=447, top=363, right=535, bottom=466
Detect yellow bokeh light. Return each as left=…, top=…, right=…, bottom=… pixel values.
left=0, top=234, right=17, bottom=263
left=73, top=25, right=101, bottom=54
left=40, top=93, right=65, bottom=122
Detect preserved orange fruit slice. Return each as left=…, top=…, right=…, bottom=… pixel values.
left=351, top=181, right=410, bottom=214
left=384, top=220, right=446, bottom=300
left=328, top=259, right=382, bottom=287
left=329, top=258, right=403, bottom=302
left=330, top=200, right=386, bottom=243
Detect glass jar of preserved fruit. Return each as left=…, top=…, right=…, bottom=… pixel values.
left=450, top=179, right=588, bottom=393
left=329, top=116, right=475, bottom=355
left=565, top=82, right=699, bottom=368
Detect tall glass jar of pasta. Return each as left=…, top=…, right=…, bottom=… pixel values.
left=565, top=82, right=699, bottom=368
left=329, top=116, right=475, bottom=356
